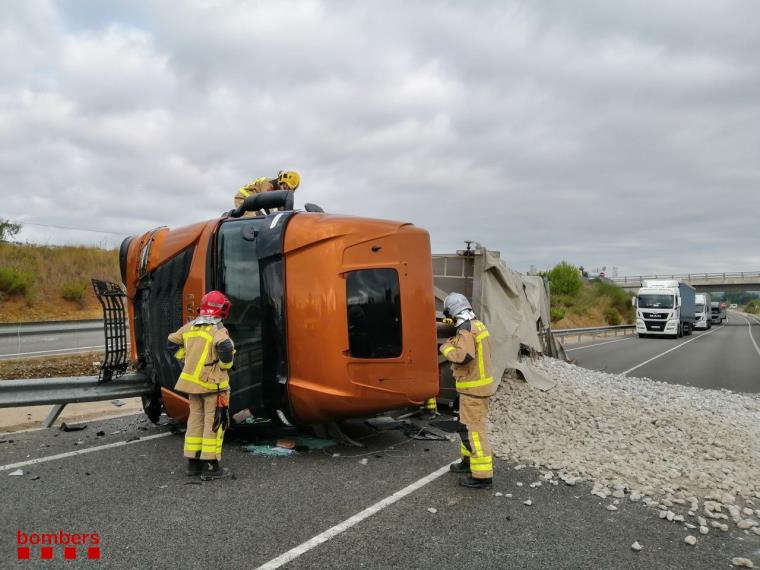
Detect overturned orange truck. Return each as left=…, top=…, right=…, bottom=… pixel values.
left=119, top=191, right=439, bottom=427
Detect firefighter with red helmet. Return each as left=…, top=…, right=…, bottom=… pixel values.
left=167, top=291, right=235, bottom=480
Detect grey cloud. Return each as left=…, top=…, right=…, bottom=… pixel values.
left=1, top=0, right=759, bottom=277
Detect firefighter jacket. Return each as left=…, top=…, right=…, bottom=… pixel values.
left=234, top=177, right=274, bottom=218
left=167, top=320, right=234, bottom=395
left=439, top=319, right=496, bottom=397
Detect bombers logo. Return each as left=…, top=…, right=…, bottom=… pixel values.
left=16, top=529, right=101, bottom=561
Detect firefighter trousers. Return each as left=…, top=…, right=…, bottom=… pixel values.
left=184, top=392, right=225, bottom=461
left=457, top=394, right=493, bottom=479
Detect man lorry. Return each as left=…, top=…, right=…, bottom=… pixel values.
left=694, top=293, right=712, bottom=330
left=116, top=190, right=440, bottom=428
left=634, top=280, right=696, bottom=338
left=710, top=301, right=726, bottom=324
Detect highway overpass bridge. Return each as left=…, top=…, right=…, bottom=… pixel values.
left=608, top=271, right=760, bottom=293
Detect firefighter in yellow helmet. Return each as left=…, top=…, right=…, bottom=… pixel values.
left=233, top=170, right=300, bottom=217
left=439, top=293, right=496, bottom=489
left=167, top=291, right=235, bottom=480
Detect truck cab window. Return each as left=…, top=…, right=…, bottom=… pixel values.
left=217, top=219, right=265, bottom=414
left=346, top=268, right=402, bottom=358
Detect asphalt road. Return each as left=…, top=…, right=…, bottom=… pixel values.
left=2, top=413, right=758, bottom=569
left=569, top=312, right=760, bottom=392
left=0, top=330, right=106, bottom=360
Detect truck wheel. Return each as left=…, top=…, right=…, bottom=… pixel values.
left=677, top=324, right=683, bottom=338
left=685, top=324, right=692, bottom=336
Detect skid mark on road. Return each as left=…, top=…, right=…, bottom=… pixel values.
left=621, top=325, right=724, bottom=376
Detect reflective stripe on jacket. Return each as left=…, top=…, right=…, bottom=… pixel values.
left=440, top=319, right=495, bottom=397
left=168, top=323, right=234, bottom=395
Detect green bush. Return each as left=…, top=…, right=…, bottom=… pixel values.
left=0, top=267, right=35, bottom=296
left=550, top=307, right=566, bottom=322
left=62, top=281, right=88, bottom=306
left=745, top=300, right=760, bottom=315
left=603, top=307, right=621, bottom=325
left=595, top=281, right=634, bottom=321
left=548, top=262, right=582, bottom=296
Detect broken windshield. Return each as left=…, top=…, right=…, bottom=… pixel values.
left=638, top=294, right=674, bottom=309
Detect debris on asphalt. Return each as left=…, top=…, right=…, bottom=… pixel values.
left=59, top=422, right=87, bottom=432
left=243, top=435, right=335, bottom=457
left=523, top=499, right=533, bottom=506
left=731, top=558, right=754, bottom=568
left=495, top=492, right=503, bottom=497
left=96, top=430, right=105, bottom=437
left=125, top=436, right=140, bottom=443
left=699, top=526, right=709, bottom=534
left=684, top=535, right=697, bottom=545
left=365, top=416, right=404, bottom=431
left=516, top=482, right=523, bottom=487
left=359, top=458, right=368, bottom=465
left=490, top=357, right=760, bottom=534
left=184, top=481, right=201, bottom=486
left=30, top=475, right=40, bottom=481
left=8, top=469, right=23, bottom=476
left=111, top=399, right=126, bottom=407
left=158, top=485, right=168, bottom=489
left=606, top=504, right=618, bottom=511
left=631, top=541, right=643, bottom=552
left=427, top=507, right=438, bottom=514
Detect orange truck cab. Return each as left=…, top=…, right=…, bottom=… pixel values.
left=120, top=193, right=439, bottom=427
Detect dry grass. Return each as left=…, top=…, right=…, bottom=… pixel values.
left=0, top=243, right=119, bottom=322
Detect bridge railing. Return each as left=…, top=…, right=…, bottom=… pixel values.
left=608, top=271, right=760, bottom=284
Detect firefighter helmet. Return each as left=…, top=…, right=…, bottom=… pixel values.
left=199, top=291, right=231, bottom=318
left=443, top=292, right=472, bottom=319
left=277, top=170, right=300, bottom=190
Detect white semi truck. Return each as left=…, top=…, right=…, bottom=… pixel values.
left=694, top=293, right=712, bottom=330
left=710, top=301, right=726, bottom=324
left=634, top=280, right=696, bottom=338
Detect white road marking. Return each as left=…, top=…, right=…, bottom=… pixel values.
left=737, top=313, right=760, bottom=360
left=0, top=432, right=172, bottom=472
left=0, top=345, right=105, bottom=359
left=256, top=462, right=454, bottom=569
left=565, top=337, right=633, bottom=352
left=621, top=325, right=724, bottom=376
left=0, top=411, right=143, bottom=437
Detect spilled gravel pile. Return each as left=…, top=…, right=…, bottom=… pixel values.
left=490, top=357, right=760, bottom=536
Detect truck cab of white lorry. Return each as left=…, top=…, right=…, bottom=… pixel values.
left=710, top=301, right=725, bottom=324
left=694, top=293, right=712, bottom=330
left=634, top=280, right=696, bottom=338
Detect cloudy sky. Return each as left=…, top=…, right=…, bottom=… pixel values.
left=1, top=1, right=758, bottom=275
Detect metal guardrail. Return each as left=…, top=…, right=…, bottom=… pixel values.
left=552, top=325, right=635, bottom=336
left=0, top=319, right=107, bottom=338
left=608, top=271, right=760, bottom=284
left=0, top=374, right=153, bottom=408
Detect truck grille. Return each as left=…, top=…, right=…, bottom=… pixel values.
left=644, top=320, right=667, bottom=332
left=643, top=312, right=668, bottom=320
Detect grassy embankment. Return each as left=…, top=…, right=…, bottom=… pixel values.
left=547, top=261, right=634, bottom=328
left=743, top=299, right=760, bottom=315
left=0, top=242, right=119, bottom=323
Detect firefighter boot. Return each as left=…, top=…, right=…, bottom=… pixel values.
left=186, top=458, right=202, bottom=476
left=459, top=476, right=493, bottom=489
left=200, top=460, right=231, bottom=481
left=449, top=458, right=470, bottom=474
